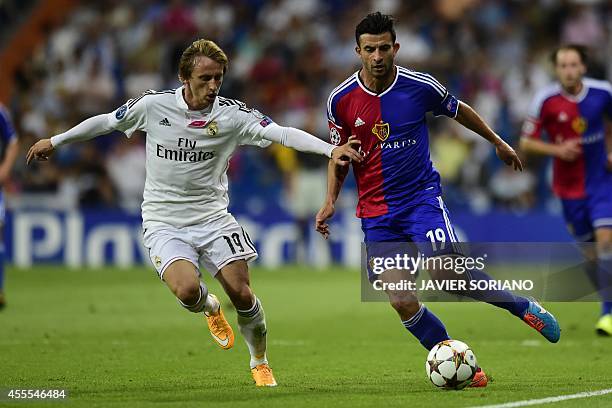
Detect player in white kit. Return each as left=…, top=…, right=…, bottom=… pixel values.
left=26, top=39, right=362, bottom=387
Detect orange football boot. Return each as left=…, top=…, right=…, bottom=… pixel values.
left=205, top=294, right=234, bottom=350
left=251, top=363, right=277, bottom=387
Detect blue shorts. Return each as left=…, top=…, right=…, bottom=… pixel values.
left=0, top=191, right=5, bottom=224
left=561, top=188, right=612, bottom=242
left=362, top=196, right=462, bottom=282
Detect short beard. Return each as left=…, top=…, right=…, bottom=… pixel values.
left=370, top=68, right=389, bottom=78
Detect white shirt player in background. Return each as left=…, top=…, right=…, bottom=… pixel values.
left=27, top=39, right=362, bottom=387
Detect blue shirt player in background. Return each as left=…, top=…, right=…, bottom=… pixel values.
left=0, top=102, right=19, bottom=309
left=315, top=12, right=561, bottom=387
left=520, top=45, right=612, bottom=336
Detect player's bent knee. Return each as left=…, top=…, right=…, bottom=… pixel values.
left=174, top=280, right=201, bottom=305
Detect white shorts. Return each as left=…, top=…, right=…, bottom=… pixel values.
left=142, top=213, right=258, bottom=280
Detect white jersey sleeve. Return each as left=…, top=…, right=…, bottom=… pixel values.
left=108, top=92, right=149, bottom=137
left=234, top=105, right=274, bottom=148
left=262, top=125, right=335, bottom=157
left=50, top=92, right=149, bottom=147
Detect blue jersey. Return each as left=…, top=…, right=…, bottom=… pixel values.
left=327, top=66, right=459, bottom=218
left=523, top=78, right=612, bottom=199
left=0, top=103, right=16, bottom=221
left=0, top=104, right=17, bottom=160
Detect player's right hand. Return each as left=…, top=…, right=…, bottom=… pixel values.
left=26, top=139, right=55, bottom=164
left=495, top=140, right=523, bottom=171
left=315, top=202, right=335, bottom=240
left=331, top=136, right=362, bottom=166
left=555, top=139, right=581, bottom=162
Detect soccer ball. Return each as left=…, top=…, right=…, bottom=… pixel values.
left=426, top=340, right=478, bottom=390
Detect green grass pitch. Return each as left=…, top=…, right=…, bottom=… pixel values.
left=1, top=265, right=611, bottom=407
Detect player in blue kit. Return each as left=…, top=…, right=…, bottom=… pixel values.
left=0, top=103, right=19, bottom=309
left=315, top=12, right=561, bottom=386
left=520, top=45, right=612, bottom=335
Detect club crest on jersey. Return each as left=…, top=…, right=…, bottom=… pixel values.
left=207, top=121, right=219, bottom=136
left=372, top=121, right=390, bottom=141
left=571, top=117, right=587, bottom=134
left=153, top=256, right=162, bottom=269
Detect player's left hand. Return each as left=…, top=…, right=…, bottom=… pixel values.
left=495, top=140, right=523, bottom=171
left=607, top=152, right=612, bottom=171
left=315, top=202, right=335, bottom=239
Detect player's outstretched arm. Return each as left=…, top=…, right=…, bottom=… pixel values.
left=315, top=156, right=350, bottom=239
left=26, top=114, right=115, bottom=164
left=263, top=125, right=362, bottom=166
left=454, top=101, right=523, bottom=171
left=519, top=137, right=581, bottom=162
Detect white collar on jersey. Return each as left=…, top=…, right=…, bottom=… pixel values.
left=356, top=65, right=399, bottom=97
left=175, top=86, right=216, bottom=114
left=559, top=81, right=588, bottom=103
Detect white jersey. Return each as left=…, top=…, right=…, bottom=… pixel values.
left=107, top=87, right=275, bottom=229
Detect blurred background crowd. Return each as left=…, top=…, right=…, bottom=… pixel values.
left=1, top=0, right=612, bottom=218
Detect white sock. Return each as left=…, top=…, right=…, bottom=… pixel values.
left=204, top=293, right=220, bottom=315
left=236, top=297, right=268, bottom=368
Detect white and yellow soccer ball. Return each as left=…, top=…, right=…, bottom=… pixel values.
left=426, top=339, right=478, bottom=390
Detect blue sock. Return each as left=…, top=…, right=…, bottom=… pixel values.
left=597, top=253, right=612, bottom=316
left=583, top=260, right=599, bottom=289
left=463, top=269, right=530, bottom=317
left=402, top=305, right=450, bottom=350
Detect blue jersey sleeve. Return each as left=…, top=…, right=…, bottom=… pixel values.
left=606, top=84, right=612, bottom=118
left=0, top=105, right=17, bottom=143
left=432, top=92, right=459, bottom=118
left=417, top=73, right=458, bottom=118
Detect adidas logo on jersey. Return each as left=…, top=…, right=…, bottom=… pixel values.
left=159, top=118, right=171, bottom=126
left=354, top=117, right=365, bottom=127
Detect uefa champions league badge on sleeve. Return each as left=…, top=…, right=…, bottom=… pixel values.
left=115, top=105, right=128, bottom=120
left=330, top=127, right=341, bottom=145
